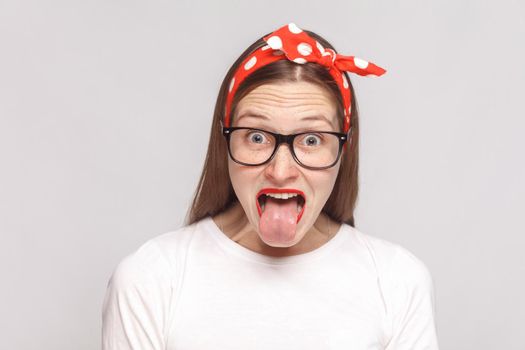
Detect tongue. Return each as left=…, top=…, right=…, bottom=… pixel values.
left=259, top=197, right=298, bottom=244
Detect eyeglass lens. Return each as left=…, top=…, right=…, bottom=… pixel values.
left=229, top=129, right=341, bottom=168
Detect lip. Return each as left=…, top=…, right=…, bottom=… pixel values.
left=255, top=188, right=306, bottom=223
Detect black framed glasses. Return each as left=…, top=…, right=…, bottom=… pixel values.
left=222, top=126, right=349, bottom=170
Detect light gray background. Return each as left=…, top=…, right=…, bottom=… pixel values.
left=1, top=0, right=523, bottom=349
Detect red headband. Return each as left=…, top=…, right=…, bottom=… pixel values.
left=224, top=23, right=387, bottom=133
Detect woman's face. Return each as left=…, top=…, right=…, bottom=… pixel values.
left=228, top=81, right=342, bottom=247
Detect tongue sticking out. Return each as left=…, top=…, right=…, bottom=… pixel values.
left=259, top=197, right=299, bottom=244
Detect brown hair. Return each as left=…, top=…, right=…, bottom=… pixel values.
left=185, top=29, right=360, bottom=227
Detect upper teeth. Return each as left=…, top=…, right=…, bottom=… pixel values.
left=265, top=193, right=298, bottom=200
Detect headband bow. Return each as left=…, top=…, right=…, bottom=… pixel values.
left=224, top=23, right=386, bottom=133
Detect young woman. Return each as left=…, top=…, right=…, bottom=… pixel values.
left=102, top=23, right=439, bottom=349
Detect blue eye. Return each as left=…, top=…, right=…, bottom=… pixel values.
left=302, top=134, right=322, bottom=146
left=248, top=132, right=266, bottom=144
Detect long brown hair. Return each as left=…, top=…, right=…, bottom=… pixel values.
left=186, top=29, right=360, bottom=227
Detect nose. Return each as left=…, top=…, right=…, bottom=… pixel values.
left=263, top=143, right=300, bottom=184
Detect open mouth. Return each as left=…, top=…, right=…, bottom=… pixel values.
left=256, top=188, right=306, bottom=223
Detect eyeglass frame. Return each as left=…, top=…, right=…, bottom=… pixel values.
left=221, top=123, right=350, bottom=170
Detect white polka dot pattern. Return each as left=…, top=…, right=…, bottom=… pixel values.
left=293, top=57, right=307, bottom=64
left=223, top=22, right=387, bottom=134
left=354, top=57, right=369, bottom=69
left=342, top=75, right=349, bottom=89
left=288, top=23, right=302, bottom=34
left=229, top=78, right=235, bottom=92
left=267, top=36, right=283, bottom=50
left=316, top=41, right=325, bottom=54
left=297, top=42, right=312, bottom=56
left=244, top=56, right=257, bottom=70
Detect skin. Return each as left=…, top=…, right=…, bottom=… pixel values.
left=212, top=81, right=343, bottom=257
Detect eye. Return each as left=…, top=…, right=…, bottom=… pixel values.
left=247, top=131, right=268, bottom=144
left=301, top=134, right=322, bottom=146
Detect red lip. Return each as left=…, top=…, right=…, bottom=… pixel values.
left=255, top=188, right=306, bottom=223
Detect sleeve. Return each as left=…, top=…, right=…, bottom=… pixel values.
left=384, top=246, right=440, bottom=350
left=101, top=241, right=174, bottom=350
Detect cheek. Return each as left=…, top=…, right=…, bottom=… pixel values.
left=312, top=163, right=341, bottom=201
left=228, top=159, right=242, bottom=193
left=228, top=159, right=255, bottom=203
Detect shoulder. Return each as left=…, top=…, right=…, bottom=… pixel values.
left=108, top=219, right=206, bottom=290
left=344, top=225, right=434, bottom=290
left=343, top=227, right=439, bottom=347
left=102, top=222, right=211, bottom=348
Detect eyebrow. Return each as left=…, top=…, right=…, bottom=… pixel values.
left=299, top=114, right=337, bottom=129
left=235, top=111, right=271, bottom=123
left=235, top=110, right=337, bottom=129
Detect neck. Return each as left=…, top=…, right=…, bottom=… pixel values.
left=212, top=201, right=341, bottom=257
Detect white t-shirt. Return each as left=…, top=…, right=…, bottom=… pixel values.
left=102, top=216, right=439, bottom=350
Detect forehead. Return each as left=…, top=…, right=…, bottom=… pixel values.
left=233, top=81, right=339, bottom=131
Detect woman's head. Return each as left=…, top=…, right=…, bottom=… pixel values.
left=226, top=80, right=346, bottom=245
left=186, top=24, right=383, bottom=235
